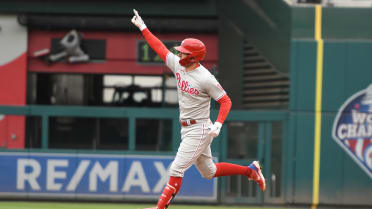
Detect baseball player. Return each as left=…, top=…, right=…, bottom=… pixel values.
left=131, top=9, right=266, bottom=209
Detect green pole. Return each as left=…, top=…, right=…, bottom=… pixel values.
left=41, top=115, right=49, bottom=149
left=172, top=119, right=180, bottom=151
left=129, top=117, right=136, bottom=151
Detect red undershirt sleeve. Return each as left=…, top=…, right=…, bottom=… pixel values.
left=141, top=28, right=170, bottom=62
left=216, top=94, right=232, bottom=124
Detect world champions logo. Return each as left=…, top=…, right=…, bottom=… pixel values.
left=332, top=84, right=372, bottom=178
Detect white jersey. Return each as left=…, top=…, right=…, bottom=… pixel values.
left=166, top=52, right=226, bottom=121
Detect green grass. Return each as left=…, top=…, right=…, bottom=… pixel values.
left=0, top=201, right=301, bottom=209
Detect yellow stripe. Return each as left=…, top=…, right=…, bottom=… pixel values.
left=312, top=4, right=323, bottom=209
left=315, top=5, right=322, bottom=41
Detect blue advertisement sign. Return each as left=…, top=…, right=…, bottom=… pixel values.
left=0, top=152, right=217, bottom=201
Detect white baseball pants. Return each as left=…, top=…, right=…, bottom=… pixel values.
left=168, top=120, right=217, bottom=179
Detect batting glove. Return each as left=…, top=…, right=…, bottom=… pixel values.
left=208, top=122, right=222, bottom=138
left=131, top=9, right=147, bottom=31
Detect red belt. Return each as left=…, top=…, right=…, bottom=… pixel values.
left=180, top=119, right=197, bottom=127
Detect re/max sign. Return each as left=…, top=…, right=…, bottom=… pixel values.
left=0, top=153, right=217, bottom=200
left=16, top=158, right=168, bottom=193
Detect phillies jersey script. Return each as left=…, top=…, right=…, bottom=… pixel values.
left=165, top=52, right=226, bottom=121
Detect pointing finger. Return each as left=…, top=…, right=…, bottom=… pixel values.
left=133, top=9, right=140, bottom=18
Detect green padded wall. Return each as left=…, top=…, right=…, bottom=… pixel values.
left=319, top=41, right=372, bottom=205
left=289, top=40, right=372, bottom=206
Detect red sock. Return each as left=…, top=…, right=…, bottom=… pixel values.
left=157, top=176, right=182, bottom=209
left=213, top=162, right=252, bottom=177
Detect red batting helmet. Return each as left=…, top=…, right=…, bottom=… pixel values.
left=174, top=38, right=206, bottom=66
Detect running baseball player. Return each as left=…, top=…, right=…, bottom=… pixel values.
left=131, top=9, right=266, bottom=209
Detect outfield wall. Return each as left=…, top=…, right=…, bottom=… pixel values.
left=289, top=40, right=372, bottom=206
left=218, top=1, right=372, bottom=207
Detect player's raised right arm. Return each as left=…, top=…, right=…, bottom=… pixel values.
left=131, top=9, right=170, bottom=62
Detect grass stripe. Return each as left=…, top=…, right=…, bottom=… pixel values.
left=0, top=201, right=303, bottom=209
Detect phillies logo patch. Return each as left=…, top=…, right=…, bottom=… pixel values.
left=332, top=84, right=372, bottom=178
